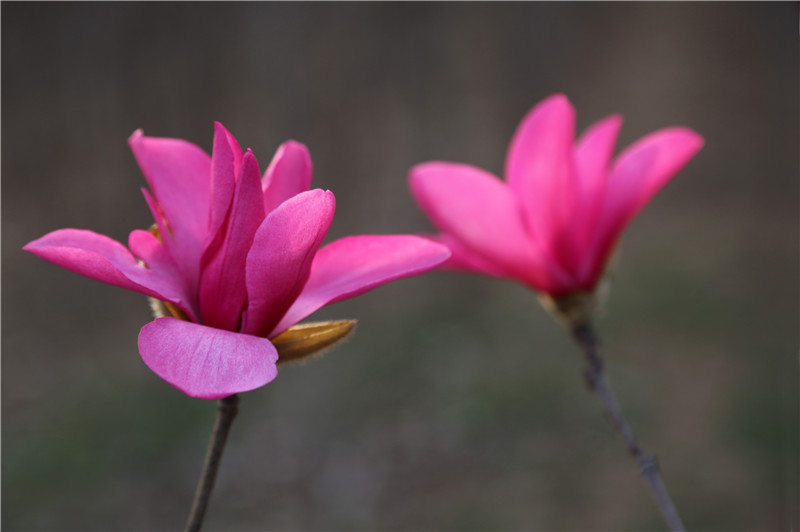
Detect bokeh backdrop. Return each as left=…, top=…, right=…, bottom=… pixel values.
left=3, top=2, right=797, bottom=530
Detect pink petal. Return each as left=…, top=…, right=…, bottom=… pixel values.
left=205, top=122, right=243, bottom=251
left=241, top=189, right=336, bottom=338
left=433, top=233, right=509, bottom=278
left=504, top=94, right=578, bottom=256
left=584, top=127, right=705, bottom=285
left=563, top=114, right=624, bottom=274
left=262, top=141, right=313, bottom=213
left=128, top=229, right=198, bottom=320
left=199, top=151, right=266, bottom=330
left=24, top=229, right=192, bottom=314
left=409, top=161, right=572, bottom=294
left=575, top=114, right=624, bottom=195
left=138, top=317, right=278, bottom=399
left=271, top=234, right=451, bottom=336
left=129, top=130, right=212, bottom=291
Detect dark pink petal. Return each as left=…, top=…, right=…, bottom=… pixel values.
left=584, top=127, right=705, bottom=285
left=409, top=161, right=572, bottom=294
left=129, top=130, right=212, bottom=291
left=505, top=94, right=578, bottom=256
left=24, top=229, right=191, bottom=314
left=241, top=189, right=336, bottom=337
left=199, top=151, right=265, bottom=330
left=138, top=317, right=278, bottom=399
left=262, top=141, right=313, bottom=213
left=271, top=234, right=452, bottom=336
left=205, top=122, right=243, bottom=252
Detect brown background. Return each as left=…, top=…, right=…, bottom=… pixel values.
left=3, top=2, right=797, bottom=530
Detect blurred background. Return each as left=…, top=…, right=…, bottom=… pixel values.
left=2, top=3, right=797, bottom=530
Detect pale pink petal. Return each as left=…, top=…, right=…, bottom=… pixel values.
left=262, top=141, right=313, bottom=213
left=129, top=130, right=212, bottom=291
left=409, top=161, right=572, bottom=294
left=241, top=189, right=336, bottom=337
left=24, top=229, right=191, bottom=312
left=271, top=234, right=451, bottom=336
left=504, top=94, right=578, bottom=254
left=584, top=127, right=705, bottom=285
left=199, top=151, right=265, bottom=330
left=138, top=317, right=278, bottom=399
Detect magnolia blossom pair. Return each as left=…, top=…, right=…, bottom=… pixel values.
left=25, top=124, right=450, bottom=399
left=25, top=94, right=703, bottom=399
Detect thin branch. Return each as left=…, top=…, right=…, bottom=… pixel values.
left=572, top=322, right=686, bottom=532
left=185, top=394, right=240, bottom=532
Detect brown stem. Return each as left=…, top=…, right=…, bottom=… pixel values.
left=572, top=322, right=686, bottom=532
left=185, top=394, right=239, bottom=532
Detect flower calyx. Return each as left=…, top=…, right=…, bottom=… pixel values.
left=271, top=319, right=357, bottom=366
left=539, top=291, right=596, bottom=330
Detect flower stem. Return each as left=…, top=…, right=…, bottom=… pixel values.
left=571, top=322, right=685, bottom=532
left=185, top=394, right=239, bottom=532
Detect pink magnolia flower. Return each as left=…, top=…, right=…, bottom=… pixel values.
left=25, top=123, right=450, bottom=399
left=409, top=94, right=703, bottom=301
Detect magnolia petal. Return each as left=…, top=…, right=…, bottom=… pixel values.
left=241, top=189, right=336, bottom=338
left=127, top=229, right=195, bottom=320
left=138, top=317, right=278, bottom=399
left=205, top=122, right=242, bottom=251
left=128, top=130, right=212, bottom=244
left=128, top=229, right=178, bottom=273
left=553, top=114, right=626, bottom=277
left=575, top=114, right=624, bottom=195
left=129, top=130, right=212, bottom=291
left=585, top=127, right=705, bottom=285
left=24, top=228, right=190, bottom=312
left=433, top=233, right=509, bottom=278
left=271, top=234, right=451, bottom=336
left=505, top=94, right=578, bottom=252
left=199, top=151, right=266, bottom=330
left=409, top=161, right=571, bottom=294
left=262, top=141, right=313, bottom=214
left=141, top=188, right=170, bottom=242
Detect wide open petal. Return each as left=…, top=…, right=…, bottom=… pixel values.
left=199, top=151, right=265, bottom=330
left=504, top=94, right=578, bottom=252
left=271, top=234, right=451, bottom=336
left=584, top=127, right=704, bottom=285
left=409, top=161, right=572, bottom=294
left=241, top=189, right=336, bottom=338
left=24, top=228, right=193, bottom=316
left=262, top=141, right=313, bottom=214
left=138, top=317, right=278, bottom=399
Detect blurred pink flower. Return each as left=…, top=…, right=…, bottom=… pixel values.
left=409, top=94, right=703, bottom=298
left=25, top=123, right=450, bottom=399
